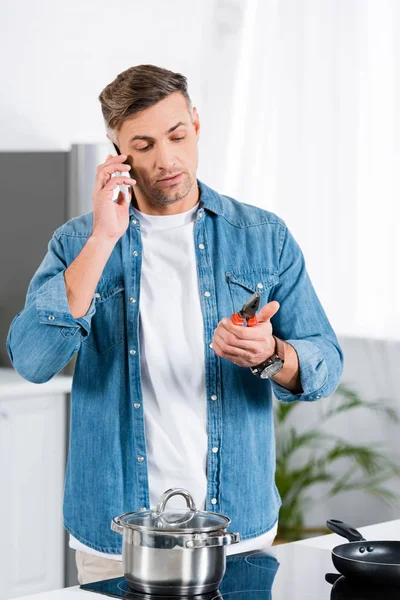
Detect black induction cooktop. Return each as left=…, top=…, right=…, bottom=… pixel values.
left=80, top=543, right=400, bottom=600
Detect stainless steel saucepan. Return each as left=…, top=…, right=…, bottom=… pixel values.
left=111, top=488, right=240, bottom=595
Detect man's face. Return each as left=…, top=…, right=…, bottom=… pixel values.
left=113, top=92, right=200, bottom=207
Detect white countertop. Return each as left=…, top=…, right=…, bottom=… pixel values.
left=0, top=367, right=72, bottom=398
left=15, top=519, right=400, bottom=599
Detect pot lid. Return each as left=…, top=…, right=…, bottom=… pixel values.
left=117, top=488, right=230, bottom=533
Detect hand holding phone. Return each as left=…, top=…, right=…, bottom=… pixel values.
left=91, top=153, right=137, bottom=241
left=112, top=142, right=134, bottom=204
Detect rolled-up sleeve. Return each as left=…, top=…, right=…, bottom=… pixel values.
left=269, top=224, right=343, bottom=402
left=6, top=230, right=97, bottom=383
left=36, top=269, right=96, bottom=336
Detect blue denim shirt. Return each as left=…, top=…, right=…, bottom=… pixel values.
left=6, top=179, right=343, bottom=553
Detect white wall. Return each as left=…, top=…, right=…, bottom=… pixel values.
left=1, top=0, right=216, bottom=151
left=1, top=0, right=246, bottom=198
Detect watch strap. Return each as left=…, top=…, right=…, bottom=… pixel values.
left=273, top=336, right=285, bottom=362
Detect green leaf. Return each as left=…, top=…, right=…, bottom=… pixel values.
left=274, top=400, right=299, bottom=424
left=321, top=384, right=400, bottom=424
left=324, top=442, right=400, bottom=476
left=276, top=428, right=335, bottom=462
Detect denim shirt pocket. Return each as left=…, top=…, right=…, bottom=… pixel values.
left=225, top=268, right=279, bottom=313
left=82, top=278, right=125, bottom=354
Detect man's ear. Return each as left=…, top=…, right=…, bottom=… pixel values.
left=106, top=133, right=119, bottom=150
left=106, top=134, right=121, bottom=156
left=192, top=107, right=200, bottom=139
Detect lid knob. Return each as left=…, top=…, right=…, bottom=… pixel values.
left=153, top=488, right=197, bottom=528
left=156, top=488, right=197, bottom=514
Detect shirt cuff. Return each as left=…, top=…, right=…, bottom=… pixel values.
left=35, top=270, right=97, bottom=336
left=271, top=339, right=328, bottom=402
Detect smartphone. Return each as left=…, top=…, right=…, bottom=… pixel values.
left=112, top=141, right=122, bottom=156
left=110, top=142, right=132, bottom=204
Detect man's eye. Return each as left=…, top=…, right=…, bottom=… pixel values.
left=137, top=137, right=185, bottom=152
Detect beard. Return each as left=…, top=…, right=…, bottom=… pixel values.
left=147, top=172, right=192, bottom=205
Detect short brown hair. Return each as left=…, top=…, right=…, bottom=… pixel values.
left=98, top=64, right=193, bottom=141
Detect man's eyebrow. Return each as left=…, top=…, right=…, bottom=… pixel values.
left=129, top=121, right=187, bottom=143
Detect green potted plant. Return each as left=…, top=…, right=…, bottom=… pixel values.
left=274, top=383, right=400, bottom=543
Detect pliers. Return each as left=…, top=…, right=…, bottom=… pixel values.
left=232, top=292, right=261, bottom=327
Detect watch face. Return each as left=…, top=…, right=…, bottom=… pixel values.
left=260, top=359, right=283, bottom=379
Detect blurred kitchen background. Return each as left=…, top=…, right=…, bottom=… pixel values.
left=1, top=0, right=400, bottom=597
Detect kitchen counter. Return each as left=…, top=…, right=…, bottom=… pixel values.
left=15, top=519, right=400, bottom=599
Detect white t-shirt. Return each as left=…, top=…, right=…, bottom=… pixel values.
left=69, top=200, right=277, bottom=559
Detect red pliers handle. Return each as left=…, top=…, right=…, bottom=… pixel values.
left=232, top=292, right=261, bottom=327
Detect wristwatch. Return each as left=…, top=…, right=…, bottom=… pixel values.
left=250, top=336, right=285, bottom=379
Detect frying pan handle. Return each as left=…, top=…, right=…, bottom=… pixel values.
left=326, top=519, right=366, bottom=542
left=325, top=573, right=342, bottom=585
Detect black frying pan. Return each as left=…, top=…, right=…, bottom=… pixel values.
left=327, top=519, right=400, bottom=585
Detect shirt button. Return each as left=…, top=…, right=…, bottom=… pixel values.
left=257, top=283, right=263, bottom=289
left=139, top=507, right=146, bottom=511
left=132, top=250, right=139, bottom=256
left=48, top=315, right=55, bottom=321
left=211, top=498, right=217, bottom=505
left=204, top=291, right=211, bottom=297
left=131, top=218, right=137, bottom=224
left=95, top=293, right=101, bottom=299
left=134, top=403, right=141, bottom=409
left=130, top=349, right=136, bottom=355
left=129, top=297, right=136, bottom=303
left=137, top=456, right=144, bottom=463
left=198, top=243, right=205, bottom=249
left=212, top=447, right=218, bottom=453
left=316, top=394, right=321, bottom=399
left=211, top=395, right=217, bottom=401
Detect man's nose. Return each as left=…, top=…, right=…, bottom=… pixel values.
left=154, top=142, right=176, bottom=171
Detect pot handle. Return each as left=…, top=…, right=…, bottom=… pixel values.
left=111, top=516, right=124, bottom=535
left=326, top=519, right=366, bottom=542
left=156, top=488, right=196, bottom=514
left=185, top=532, right=240, bottom=549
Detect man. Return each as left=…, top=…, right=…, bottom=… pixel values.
left=6, top=64, right=343, bottom=584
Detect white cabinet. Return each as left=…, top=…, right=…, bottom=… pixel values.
left=0, top=368, right=72, bottom=600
